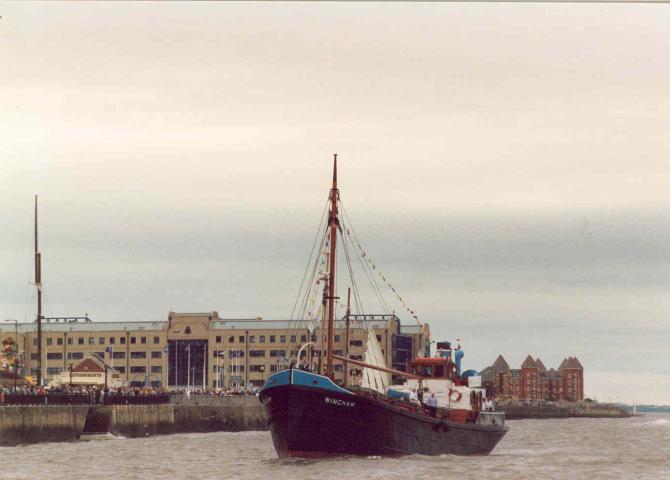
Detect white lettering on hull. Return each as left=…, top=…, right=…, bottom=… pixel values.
left=325, top=396, right=356, bottom=408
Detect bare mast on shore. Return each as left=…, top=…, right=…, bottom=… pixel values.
left=34, top=195, right=43, bottom=386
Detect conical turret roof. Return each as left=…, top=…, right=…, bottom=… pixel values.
left=521, top=354, right=537, bottom=369
left=491, top=354, right=510, bottom=372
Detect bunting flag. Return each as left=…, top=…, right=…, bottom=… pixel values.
left=344, top=227, right=421, bottom=325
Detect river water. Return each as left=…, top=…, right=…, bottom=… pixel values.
left=2, top=415, right=669, bottom=480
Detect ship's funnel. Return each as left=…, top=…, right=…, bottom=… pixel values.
left=455, top=349, right=464, bottom=377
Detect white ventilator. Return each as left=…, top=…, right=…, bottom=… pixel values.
left=361, top=327, right=390, bottom=394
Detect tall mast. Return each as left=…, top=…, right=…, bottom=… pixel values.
left=34, top=195, right=43, bottom=386
left=326, top=154, right=339, bottom=379
left=344, top=287, right=351, bottom=386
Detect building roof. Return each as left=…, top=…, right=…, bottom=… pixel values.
left=543, top=368, right=562, bottom=379
left=479, top=365, right=494, bottom=383
left=71, top=357, right=106, bottom=373
left=399, top=324, right=424, bottom=334
left=521, top=355, right=538, bottom=369
left=2, top=317, right=427, bottom=335
left=0, top=321, right=167, bottom=334
left=559, top=356, right=584, bottom=370
left=491, top=354, right=510, bottom=372
left=535, top=358, right=547, bottom=373
left=211, top=318, right=398, bottom=331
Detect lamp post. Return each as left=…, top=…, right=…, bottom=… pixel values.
left=260, top=365, right=265, bottom=386
left=69, top=363, right=73, bottom=388
left=4, top=319, right=19, bottom=390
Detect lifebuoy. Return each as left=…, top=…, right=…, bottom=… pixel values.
left=449, top=389, right=462, bottom=402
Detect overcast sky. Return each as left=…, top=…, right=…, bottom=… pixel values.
left=1, top=3, right=669, bottom=403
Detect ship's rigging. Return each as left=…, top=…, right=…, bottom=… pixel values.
left=281, top=154, right=422, bottom=378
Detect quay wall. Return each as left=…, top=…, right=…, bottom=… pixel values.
left=172, top=396, right=267, bottom=432
left=0, top=397, right=267, bottom=446
left=500, top=403, right=630, bottom=420
left=110, top=404, right=175, bottom=437
left=568, top=404, right=630, bottom=418
left=0, top=405, right=89, bottom=446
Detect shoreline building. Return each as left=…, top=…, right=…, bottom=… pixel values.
left=481, top=354, right=584, bottom=402
left=0, top=312, right=430, bottom=389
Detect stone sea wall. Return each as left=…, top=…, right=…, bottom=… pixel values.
left=0, top=405, right=90, bottom=446
left=0, top=397, right=267, bottom=446
left=501, top=403, right=630, bottom=420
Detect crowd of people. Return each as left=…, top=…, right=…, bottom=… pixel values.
left=0, top=383, right=259, bottom=404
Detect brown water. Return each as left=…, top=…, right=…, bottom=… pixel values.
left=2, top=415, right=669, bottom=480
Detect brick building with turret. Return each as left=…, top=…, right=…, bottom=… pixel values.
left=481, top=354, right=584, bottom=402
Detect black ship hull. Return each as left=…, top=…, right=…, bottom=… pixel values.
left=259, top=370, right=507, bottom=458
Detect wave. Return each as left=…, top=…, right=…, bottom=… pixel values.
left=639, top=419, right=670, bottom=426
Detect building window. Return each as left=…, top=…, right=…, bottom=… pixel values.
left=110, top=337, right=116, bottom=344
left=78, top=337, right=84, bottom=345
left=153, top=336, right=160, bottom=344
left=184, top=326, right=192, bottom=335
left=350, top=340, right=363, bottom=347
left=334, top=364, right=343, bottom=372
left=94, top=352, right=105, bottom=359
left=301, top=335, right=307, bottom=342
left=130, top=337, right=136, bottom=344
left=140, top=337, right=147, bottom=344
left=270, top=364, right=280, bottom=372
left=131, top=351, right=146, bottom=359
left=376, top=335, right=382, bottom=342
left=67, top=337, right=73, bottom=345
left=115, top=366, right=126, bottom=373
left=229, top=350, right=244, bottom=359
left=228, top=336, right=234, bottom=343
left=46, top=337, right=52, bottom=346
left=216, top=336, right=222, bottom=343
left=334, top=335, right=340, bottom=342
left=151, top=351, right=162, bottom=359
left=270, top=350, right=286, bottom=357
left=112, top=352, right=125, bottom=359
left=30, top=353, right=38, bottom=360
left=334, top=350, right=343, bottom=356
left=249, top=365, right=265, bottom=372
left=249, top=350, right=265, bottom=357
left=89, top=337, right=95, bottom=345
left=290, top=335, right=296, bottom=343
left=351, top=354, right=363, bottom=361
left=270, top=335, right=276, bottom=343
left=99, top=337, right=105, bottom=345
left=151, top=366, right=162, bottom=373
left=130, top=366, right=146, bottom=374
left=259, top=336, right=265, bottom=343
left=67, top=352, right=84, bottom=360
left=249, top=336, right=256, bottom=343
left=33, top=339, right=37, bottom=346
left=239, top=335, right=244, bottom=343
left=57, top=338, right=63, bottom=345
left=47, top=367, right=62, bottom=375
left=280, top=335, right=286, bottom=343
left=120, top=337, right=126, bottom=345
left=47, top=352, right=63, bottom=360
